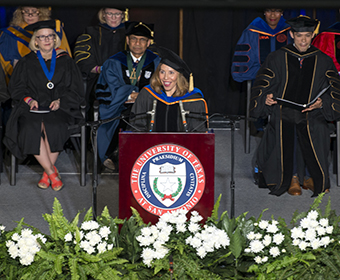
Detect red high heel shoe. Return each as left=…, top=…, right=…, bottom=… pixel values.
left=49, top=171, right=63, bottom=191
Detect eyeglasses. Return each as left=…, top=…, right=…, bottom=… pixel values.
left=264, top=9, right=283, bottom=14
left=22, top=10, right=40, bottom=17
left=105, top=12, right=123, bottom=18
left=129, top=37, right=148, bottom=44
left=36, top=34, right=55, bottom=41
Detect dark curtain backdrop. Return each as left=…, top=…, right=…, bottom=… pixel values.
left=1, top=6, right=339, bottom=115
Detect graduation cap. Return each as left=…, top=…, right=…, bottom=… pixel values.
left=125, top=21, right=154, bottom=39
left=25, top=19, right=56, bottom=32
left=286, top=15, right=320, bottom=35
left=157, top=46, right=194, bottom=92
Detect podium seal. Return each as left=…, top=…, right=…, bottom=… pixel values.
left=130, top=143, right=205, bottom=216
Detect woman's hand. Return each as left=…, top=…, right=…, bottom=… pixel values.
left=49, top=99, right=60, bottom=111
left=265, top=94, right=277, bottom=106
left=29, top=100, right=38, bottom=110
left=302, top=98, right=323, bottom=113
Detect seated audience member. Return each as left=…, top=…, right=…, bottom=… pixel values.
left=130, top=47, right=208, bottom=132
left=0, top=6, right=71, bottom=83
left=312, top=22, right=340, bottom=72
left=95, top=21, right=160, bottom=171
left=74, top=7, right=128, bottom=106
left=3, top=20, right=85, bottom=191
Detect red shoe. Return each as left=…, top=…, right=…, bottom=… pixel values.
left=49, top=172, right=64, bottom=191
left=53, top=166, right=61, bottom=179
left=38, top=172, right=50, bottom=189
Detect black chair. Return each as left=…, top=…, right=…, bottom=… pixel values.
left=10, top=104, right=86, bottom=186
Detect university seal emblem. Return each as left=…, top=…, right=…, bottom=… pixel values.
left=130, top=144, right=205, bottom=216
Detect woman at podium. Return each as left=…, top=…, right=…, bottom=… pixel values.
left=129, top=47, right=208, bottom=132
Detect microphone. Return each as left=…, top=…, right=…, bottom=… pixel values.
left=179, top=100, right=189, bottom=132
left=147, top=100, right=157, bottom=132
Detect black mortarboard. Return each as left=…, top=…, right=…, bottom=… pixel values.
left=125, top=21, right=154, bottom=38
left=286, top=15, right=319, bottom=33
left=25, top=19, right=56, bottom=32
left=157, top=46, right=194, bottom=92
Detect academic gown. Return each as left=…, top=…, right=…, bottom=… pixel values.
left=250, top=44, right=340, bottom=196
left=0, top=21, right=71, bottom=84
left=312, top=22, right=340, bottom=72
left=130, top=85, right=208, bottom=132
left=231, top=17, right=291, bottom=82
left=95, top=49, right=161, bottom=162
left=3, top=51, right=85, bottom=160
left=74, top=23, right=126, bottom=103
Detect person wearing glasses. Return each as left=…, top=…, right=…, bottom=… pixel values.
left=0, top=6, right=71, bottom=84
left=74, top=7, right=128, bottom=108
left=95, top=21, right=161, bottom=171
left=3, top=20, right=84, bottom=191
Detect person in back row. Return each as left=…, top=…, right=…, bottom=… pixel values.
left=95, top=21, right=160, bottom=171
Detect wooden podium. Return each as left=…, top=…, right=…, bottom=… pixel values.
left=119, top=132, right=215, bottom=224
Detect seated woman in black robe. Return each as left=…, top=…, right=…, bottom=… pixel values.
left=130, top=47, right=208, bottom=132
left=3, top=20, right=85, bottom=191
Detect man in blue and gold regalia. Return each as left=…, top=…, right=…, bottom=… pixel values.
left=95, top=21, right=161, bottom=170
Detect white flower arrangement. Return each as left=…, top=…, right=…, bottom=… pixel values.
left=291, top=210, right=334, bottom=251
left=136, top=210, right=230, bottom=267
left=64, top=220, right=113, bottom=255
left=6, top=228, right=46, bottom=266
left=245, top=219, right=285, bottom=264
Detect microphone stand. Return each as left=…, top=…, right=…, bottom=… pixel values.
left=221, top=115, right=244, bottom=219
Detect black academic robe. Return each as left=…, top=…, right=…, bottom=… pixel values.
left=130, top=85, right=208, bottom=132
left=3, top=51, right=85, bottom=159
left=74, top=23, right=126, bottom=103
left=250, top=44, right=340, bottom=196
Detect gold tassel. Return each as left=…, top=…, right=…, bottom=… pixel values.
left=189, top=73, right=194, bottom=92
left=124, top=8, right=129, bottom=22
left=55, top=19, right=61, bottom=33
left=313, top=20, right=320, bottom=36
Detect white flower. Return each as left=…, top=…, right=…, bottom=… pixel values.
left=269, top=246, right=280, bottom=257
left=291, top=227, right=304, bottom=239
left=258, top=220, right=269, bottom=230
left=64, top=232, right=73, bottom=242
left=159, top=212, right=172, bottom=223
left=305, top=228, right=316, bottom=241
left=107, top=244, right=113, bottom=250
left=262, top=235, right=272, bottom=247
left=262, top=256, right=268, bottom=263
left=266, top=224, right=279, bottom=234
left=8, top=244, right=19, bottom=258
left=307, top=210, right=319, bottom=220
left=21, top=228, right=33, bottom=238
left=309, top=220, right=319, bottom=228
left=254, top=256, right=262, bottom=264
left=249, top=240, right=264, bottom=253
left=319, top=218, right=329, bottom=227
left=99, top=226, right=111, bottom=238
left=81, top=221, right=99, bottom=230
left=188, top=222, right=200, bottom=233
left=197, top=247, right=207, bottom=258
left=311, top=239, right=321, bottom=250
left=154, top=247, right=169, bottom=259
left=86, top=231, right=101, bottom=247
left=97, top=242, right=107, bottom=254
left=292, top=239, right=300, bottom=246
left=0, top=225, right=5, bottom=231
left=300, top=218, right=311, bottom=229
left=273, top=233, right=285, bottom=245
left=255, top=233, right=262, bottom=240
left=189, top=236, right=202, bottom=248
left=12, top=233, right=20, bottom=241
left=244, top=248, right=251, bottom=253
left=141, top=227, right=152, bottom=237
left=320, top=236, right=331, bottom=247
left=326, top=226, right=334, bottom=234
left=20, top=253, right=34, bottom=266
left=282, top=249, right=286, bottom=253
left=316, top=226, right=326, bottom=236
left=299, top=241, right=308, bottom=251
left=158, top=231, right=170, bottom=243
left=176, top=223, right=186, bottom=233
left=141, top=248, right=155, bottom=266
left=247, top=231, right=256, bottom=240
